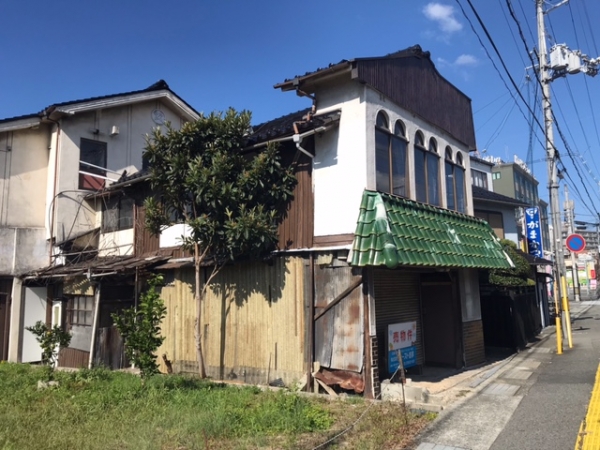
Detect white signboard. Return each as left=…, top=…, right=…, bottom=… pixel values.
left=388, top=321, right=417, bottom=351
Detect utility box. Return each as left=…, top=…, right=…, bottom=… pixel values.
left=550, top=44, right=569, bottom=71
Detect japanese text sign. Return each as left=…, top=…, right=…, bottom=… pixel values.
left=525, top=207, right=544, bottom=258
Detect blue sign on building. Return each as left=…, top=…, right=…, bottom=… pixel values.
left=525, top=207, right=544, bottom=258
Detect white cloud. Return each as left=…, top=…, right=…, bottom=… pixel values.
left=423, top=3, right=462, bottom=33
left=454, top=54, right=478, bottom=66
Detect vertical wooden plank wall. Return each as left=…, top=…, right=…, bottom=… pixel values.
left=157, top=256, right=307, bottom=386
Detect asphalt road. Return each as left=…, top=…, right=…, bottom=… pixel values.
left=490, top=304, right=600, bottom=450
left=417, top=302, right=600, bottom=450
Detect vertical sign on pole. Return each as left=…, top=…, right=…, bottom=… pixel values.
left=525, top=207, right=544, bottom=258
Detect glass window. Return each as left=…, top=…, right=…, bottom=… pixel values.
left=102, top=196, right=134, bottom=232
left=67, top=296, right=94, bottom=327
left=471, top=169, right=488, bottom=189
left=375, top=112, right=408, bottom=197
left=427, top=152, right=440, bottom=206
left=79, top=139, right=107, bottom=190
left=391, top=121, right=407, bottom=196
left=445, top=161, right=455, bottom=211
left=415, top=132, right=427, bottom=203
left=445, top=147, right=466, bottom=213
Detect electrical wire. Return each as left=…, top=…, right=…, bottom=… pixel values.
left=504, top=0, right=600, bottom=213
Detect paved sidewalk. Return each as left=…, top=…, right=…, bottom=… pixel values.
left=414, top=301, right=595, bottom=450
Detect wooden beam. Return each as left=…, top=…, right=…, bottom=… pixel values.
left=313, top=277, right=362, bottom=321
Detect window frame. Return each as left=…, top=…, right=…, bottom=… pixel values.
left=445, top=147, right=467, bottom=213
left=79, top=138, right=107, bottom=190
left=414, top=131, right=440, bottom=205
left=66, top=296, right=94, bottom=327
left=102, top=195, right=134, bottom=232
left=375, top=112, right=409, bottom=197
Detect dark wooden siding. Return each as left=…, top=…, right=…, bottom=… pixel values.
left=59, top=347, right=89, bottom=368
left=357, top=57, right=476, bottom=150
left=463, top=319, right=485, bottom=366
left=135, top=202, right=159, bottom=255
left=277, top=142, right=314, bottom=250
left=0, top=278, right=12, bottom=361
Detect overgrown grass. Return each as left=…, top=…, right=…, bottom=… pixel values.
left=0, top=363, right=434, bottom=449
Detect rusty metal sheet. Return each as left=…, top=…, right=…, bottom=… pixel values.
left=314, top=367, right=365, bottom=393
left=314, top=264, right=363, bottom=372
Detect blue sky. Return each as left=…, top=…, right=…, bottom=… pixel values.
left=2, top=0, right=600, bottom=221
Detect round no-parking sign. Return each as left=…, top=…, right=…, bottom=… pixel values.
left=566, top=233, right=586, bottom=253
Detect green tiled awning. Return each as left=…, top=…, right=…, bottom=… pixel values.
left=350, top=190, right=514, bottom=270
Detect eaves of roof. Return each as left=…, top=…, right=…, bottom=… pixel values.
left=0, top=80, right=199, bottom=131
left=351, top=190, right=514, bottom=270
left=472, top=186, right=530, bottom=207
left=246, top=108, right=341, bottom=145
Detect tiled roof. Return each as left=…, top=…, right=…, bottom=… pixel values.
left=516, top=249, right=553, bottom=266
left=274, top=45, right=428, bottom=88
left=351, top=190, right=513, bottom=269
left=25, top=255, right=170, bottom=279
left=0, top=80, right=199, bottom=122
left=472, top=186, right=529, bottom=207
left=247, top=108, right=341, bottom=144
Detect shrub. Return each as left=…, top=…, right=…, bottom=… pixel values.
left=112, top=275, right=167, bottom=379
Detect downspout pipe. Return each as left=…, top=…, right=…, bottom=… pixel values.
left=244, top=124, right=333, bottom=154
left=46, top=117, right=61, bottom=265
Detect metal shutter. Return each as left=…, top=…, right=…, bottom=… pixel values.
left=373, top=269, right=423, bottom=378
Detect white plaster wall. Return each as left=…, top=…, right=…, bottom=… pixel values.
left=53, top=100, right=186, bottom=243
left=364, top=86, right=474, bottom=215
left=459, top=269, right=482, bottom=322
left=21, top=286, right=47, bottom=363
left=312, top=79, right=368, bottom=237
left=0, top=127, right=49, bottom=228
left=98, top=229, right=134, bottom=257
left=160, top=223, right=191, bottom=248
left=0, top=228, right=48, bottom=276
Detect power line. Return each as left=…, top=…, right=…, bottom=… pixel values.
left=455, top=0, right=548, bottom=141
left=504, top=0, right=600, bottom=213
left=552, top=116, right=600, bottom=213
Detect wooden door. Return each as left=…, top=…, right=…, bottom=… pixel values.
left=421, top=281, right=457, bottom=366
left=0, top=292, right=9, bottom=361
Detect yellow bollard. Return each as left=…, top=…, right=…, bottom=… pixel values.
left=554, top=284, right=563, bottom=355
left=561, top=276, right=573, bottom=349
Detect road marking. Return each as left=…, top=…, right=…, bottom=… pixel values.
left=575, top=362, right=600, bottom=449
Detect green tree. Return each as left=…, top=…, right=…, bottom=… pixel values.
left=488, top=239, right=534, bottom=286
left=111, top=275, right=167, bottom=379
left=143, top=109, right=297, bottom=377
left=25, top=321, right=71, bottom=368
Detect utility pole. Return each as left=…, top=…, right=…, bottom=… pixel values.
left=535, top=0, right=600, bottom=348
left=564, top=184, right=581, bottom=301
left=536, top=0, right=564, bottom=345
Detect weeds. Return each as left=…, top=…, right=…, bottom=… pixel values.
left=0, top=364, right=434, bottom=449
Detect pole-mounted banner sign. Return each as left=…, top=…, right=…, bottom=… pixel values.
left=525, top=207, right=544, bottom=258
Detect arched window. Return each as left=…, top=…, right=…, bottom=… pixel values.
left=414, top=131, right=427, bottom=203
left=427, top=138, right=440, bottom=206
left=413, top=132, right=440, bottom=206
left=375, top=112, right=408, bottom=197
left=445, top=146, right=466, bottom=213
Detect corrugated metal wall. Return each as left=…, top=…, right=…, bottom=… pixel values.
left=314, top=264, right=364, bottom=372
left=157, top=256, right=307, bottom=385
left=372, top=269, right=423, bottom=379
